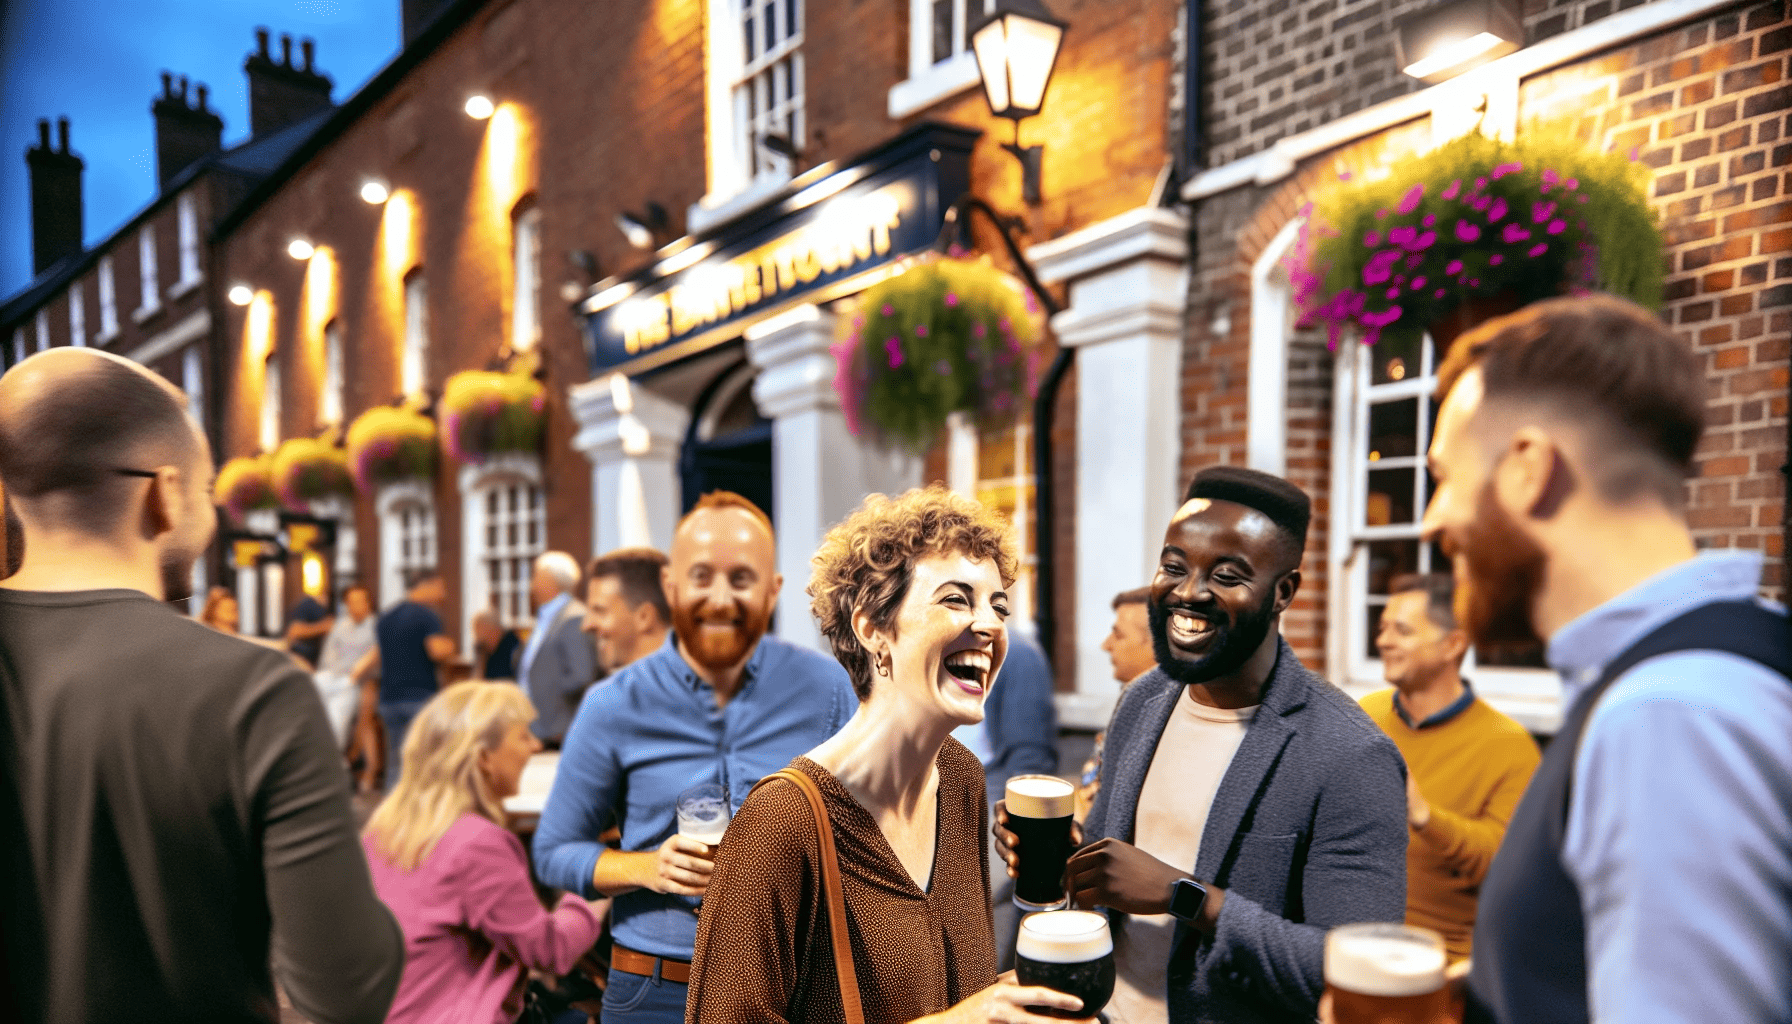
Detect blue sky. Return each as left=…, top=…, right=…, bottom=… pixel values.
left=0, top=0, right=401, bottom=296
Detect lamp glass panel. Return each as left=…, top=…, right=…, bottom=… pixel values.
left=1005, top=17, right=1062, bottom=113
left=972, top=16, right=1011, bottom=114
left=1404, top=30, right=1503, bottom=79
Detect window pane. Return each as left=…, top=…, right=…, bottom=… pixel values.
left=764, top=0, right=775, bottom=52
left=1365, top=539, right=1419, bottom=597
left=1371, top=333, right=1423, bottom=386
left=933, top=0, right=954, bottom=62
left=745, top=11, right=755, bottom=62
left=1366, top=467, right=1416, bottom=526
left=787, top=0, right=799, bottom=40
left=1367, top=398, right=1418, bottom=460
left=1365, top=600, right=1387, bottom=661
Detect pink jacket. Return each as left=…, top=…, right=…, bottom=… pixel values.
left=365, top=814, right=601, bottom=1024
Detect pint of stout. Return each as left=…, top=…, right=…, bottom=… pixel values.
left=1014, top=910, right=1115, bottom=1019
left=1324, top=923, right=1450, bottom=1024
left=1005, top=774, right=1076, bottom=910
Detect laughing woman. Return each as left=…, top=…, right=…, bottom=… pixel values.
left=686, top=487, right=1086, bottom=1024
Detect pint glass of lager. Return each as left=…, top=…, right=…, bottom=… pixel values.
left=1014, top=910, right=1115, bottom=1019
left=1005, top=774, right=1076, bottom=911
left=1324, top=923, right=1450, bottom=1024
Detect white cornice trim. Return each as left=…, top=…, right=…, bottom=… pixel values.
left=1027, top=207, right=1190, bottom=286
left=125, top=308, right=208, bottom=367
left=1182, top=0, right=1744, bottom=200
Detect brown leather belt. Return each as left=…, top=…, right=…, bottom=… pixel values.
left=610, top=944, right=692, bottom=984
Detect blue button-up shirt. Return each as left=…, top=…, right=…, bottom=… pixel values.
left=1551, top=550, right=1792, bottom=1024
left=532, top=631, right=857, bottom=960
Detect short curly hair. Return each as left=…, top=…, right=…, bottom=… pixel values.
left=809, top=486, right=1018, bottom=700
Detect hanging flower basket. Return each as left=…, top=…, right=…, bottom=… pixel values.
left=441, top=369, right=546, bottom=464
left=1289, top=131, right=1664, bottom=351
left=345, top=404, right=439, bottom=492
left=831, top=253, right=1046, bottom=451
left=214, top=454, right=277, bottom=523
left=270, top=437, right=354, bottom=513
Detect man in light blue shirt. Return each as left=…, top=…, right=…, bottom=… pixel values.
left=1417, top=294, right=1792, bottom=1024
left=534, top=492, right=855, bottom=1024
left=519, top=550, right=597, bottom=744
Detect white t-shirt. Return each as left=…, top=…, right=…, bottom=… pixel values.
left=1106, top=694, right=1258, bottom=1024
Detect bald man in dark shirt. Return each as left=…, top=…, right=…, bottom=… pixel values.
left=0, top=349, right=403, bottom=1024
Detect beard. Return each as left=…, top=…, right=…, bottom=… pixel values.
left=1450, top=481, right=1547, bottom=649
left=1148, top=585, right=1280, bottom=687
left=672, top=594, right=773, bottom=672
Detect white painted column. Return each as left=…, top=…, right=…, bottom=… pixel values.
left=746, top=304, right=922, bottom=653
left=570, top=374, right=689, bottom=558
left=1029, top=208, right=1190, bottom=728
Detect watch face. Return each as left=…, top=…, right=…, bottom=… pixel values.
left=1171, top=879, right=1206, bottom=920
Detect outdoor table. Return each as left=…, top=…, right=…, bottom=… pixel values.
left=504, top=750, right=559, bottom=835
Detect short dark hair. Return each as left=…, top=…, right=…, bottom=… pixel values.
left=341, top=583, right=371, bottom=603
left=1184, top=465, right=1312, bottom=570
left=1112, top=587, right=1151, bottom=609
left=0, top=353, right=200, bottom=536
left=1435, top=294, right=1704, bottom=507
left=588, top=547, right=671, bottom=625
left=1389, top=573, right=1456, bottom=632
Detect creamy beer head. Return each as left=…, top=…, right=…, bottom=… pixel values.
left=1006, top=775, right=1076, bottom=819
left=1017, top=911, right=1113, bottom=964
left=1324, top=924, right=1446, bottom=998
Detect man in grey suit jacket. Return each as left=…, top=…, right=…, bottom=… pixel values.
left=998, top=467, right=1406, bottom=1024
left=521, top=550, right=600, bottom=745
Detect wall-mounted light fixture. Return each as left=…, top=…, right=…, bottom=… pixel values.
left=287, top=238, right=315, bottom=261
left=970, top=0, right=1067, bottom=204
left=615, top=203, right=670, bottom=250
left=561, top=249, right=600, bottom=304
left=1395, top=0, right=1522, bottom=83
left=227, top=284, right=255, bottom=306
left=359, top=179, right=390, bottom=205
left=464, top=94, right=495, bottom=120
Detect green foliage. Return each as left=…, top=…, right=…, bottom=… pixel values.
left=441, top=370, right=547, bottom=463
left=345, top=404, right=439, bottom=491
left=271, top=437, right=354, bottom=511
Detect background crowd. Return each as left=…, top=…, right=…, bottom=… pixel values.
left=2, top=292, right=1790, bottom=1024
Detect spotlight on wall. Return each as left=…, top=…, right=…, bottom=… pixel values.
left=287, top=238, right=315, bottom=261
left=1395, top=0, right=1522, bottom=83
left=228, top=284, right=255, bottom=306
left=360, top=179, right=390, bottom=205
left=615, top=203, right=670, bottom=250
left=464, top=94, right=495, bottom=120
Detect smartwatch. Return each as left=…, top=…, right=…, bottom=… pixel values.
left=1167, top=877, right=1208, bottom=923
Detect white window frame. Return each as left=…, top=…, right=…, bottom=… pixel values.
left=377, top=480, right=439, bottom=611
left=261, top=560, right=286, bottom=637
left=10, top=328, right=25, bottom=368
left=321, top=320, right=344, bottom=426
left=460, top=454, right=546, bottom=652
left=69, top=280, right=86, bottom=347
left=236, top=565, right=260, bottom=640
left=134, top=224, right=161, bottom=322
left=35, top=310, right=49, bottom=352
left=182, top=343, right=204, bottom=430
left=97, top=257, right=119, bottom=340
left=172, top=193, right=202, bottom=296
left=261, top=353, right=281, bottom=452
left=188, top=557, right=206, bottom=618
left=889, top=0, right=992, bottom=118
left=512, top=205, right=542, bottom=353
left=402, top=271, right=428, bottom=397
left=699, top=0, right=804, bottom=216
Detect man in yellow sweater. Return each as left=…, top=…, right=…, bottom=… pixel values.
left=1361, top=573, right=1540, bottom=961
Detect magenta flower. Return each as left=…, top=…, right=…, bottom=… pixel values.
left=1434, top=288, right=1447, bottom=298
left=1501, top=223, right=1531, bottom=244
left=1442, top=179, right=1462, bottom=200
left=1411, top=276, right=1427, bottom=289
left=1365, top=229, right=1383, bottom=247
left=914, top=324, right=929, bottom=338
left=1492, top=162, right=1523, bottom=179
left=1455, top=221, right=1481, bottom=243
left=1397, top=184, right=1425, bottom=214
left=886, top=337, right=904, bottom=369
left=881, top=304, right=894, bottom=317
left=1528, top=243, right=1549, bottom=258
left=1487, top=197, right=1509, bottom=222
left=1376, top=208, right=1389, bottom=219
left=973, top=322, right=987, bottom=338
left=1446, top=259, right=1464, bottom=275
left=1542, top=168, right=1559, bottom=192
left=1533, top=201, right=1557, bottom=223
left=1422, top=213, right=1438, bottom=228
left=1547, top=219, right=1567, bottom=235
left=1338, top=171, right=1353, bottom=181
left=1566, top=178, right=1579, bottom=190
left=1471, top=196, right=1491, bottom=212
left=1489, top=254, right=1504, bottom=266
left=945, top=293, right=960, bottom=307
left=1363, top=248, right=1402, bottom=285
left=1474, top=177, right=1488, bottom=190
left=1389, top=226, right=1417, bottom=248
left=936, top=359, right=953, bottom=375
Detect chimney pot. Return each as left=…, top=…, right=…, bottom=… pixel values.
left=302, top=38, right=315, bottom=73
left=57, top=117, right=69, bottom=154
left=280, top=34, right=292, bottom=67
left=256, top=27, right=270, bottom=57
left=27, top=115, right=83, bottom=273
left=161, top=71, right=173, bottom=97
left=196, top=84, right=208, bottom=111
left=245, top=27, right=333, bottom=138
left=36, top=118, right=49, bottom=148
left=178, top=76, right=189, bottom=103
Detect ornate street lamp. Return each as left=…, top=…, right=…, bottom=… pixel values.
left=970, top=0, right=1067, bottom=204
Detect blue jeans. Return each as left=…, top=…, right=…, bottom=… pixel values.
left=378, top=699, right=429, bottom=790
left=601, top=965, right=689, bottom=1024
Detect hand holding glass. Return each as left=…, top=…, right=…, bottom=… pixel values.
left=676, top=783, right=730, bottom=850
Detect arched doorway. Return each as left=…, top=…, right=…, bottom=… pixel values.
left=679, top=359, right=774, bottom=524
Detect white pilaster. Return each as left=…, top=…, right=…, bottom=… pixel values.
left=1029, top=207, right=1190, bottom=728
left=570, top=374, right=689, bottom=558
left=746, top=304, right=922, bottom=653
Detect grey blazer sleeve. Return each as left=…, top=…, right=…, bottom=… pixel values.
left=548, top=606, right=598, bottom=698
left=1205, top=731, right=1409, bottom=1016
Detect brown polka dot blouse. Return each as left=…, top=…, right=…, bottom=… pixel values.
left=685, top=739, right=999, bottom=1024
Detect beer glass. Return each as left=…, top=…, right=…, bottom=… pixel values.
left=1014, top=910, right=1115, bottom=1019
left=676, top=783, right=730, bottom=849
left=1005, top=774, right=1076, bottom=911
left=1324, top=923, right=1450, bottom=1024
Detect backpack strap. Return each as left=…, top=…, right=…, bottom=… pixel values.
left=753, top=767, right=865, bottom=1024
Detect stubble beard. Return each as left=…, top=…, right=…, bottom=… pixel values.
left=1452, top=481, right=1547, bottom=649
left=1147, top=587, right=1279, bottom=687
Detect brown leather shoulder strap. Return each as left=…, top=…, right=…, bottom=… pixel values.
left=753, top=767, right=865, bottom=1024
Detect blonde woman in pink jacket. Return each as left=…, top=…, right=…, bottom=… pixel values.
left=364, top=682, right=602, bottom=1023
